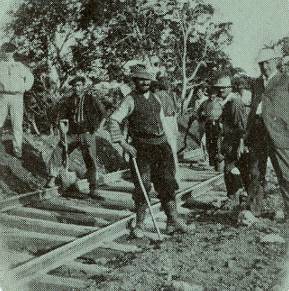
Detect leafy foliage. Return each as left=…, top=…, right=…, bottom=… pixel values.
left=6, top=0, right=234, bottom=132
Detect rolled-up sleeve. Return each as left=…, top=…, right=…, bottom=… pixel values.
left=109, top=95, right=134, bottom=143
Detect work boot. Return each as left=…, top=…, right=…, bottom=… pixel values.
left=163, top=200, right=192, bottom=235
left=13, top=148, right=22, bottom=159
left=45, top=176, right=56, bottom=188
left=131, top=203, right=147, bottom=239
left=89, top=187, right=104, bottom=201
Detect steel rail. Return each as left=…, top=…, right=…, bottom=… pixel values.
left=6, top=173, right=223, bottom=288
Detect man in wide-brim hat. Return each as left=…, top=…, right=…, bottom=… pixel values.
left=46, top=75, right=106, bottom=198
left=109, top=65, right=194, bottom=238
left=214, top=74, right=250, bottom=210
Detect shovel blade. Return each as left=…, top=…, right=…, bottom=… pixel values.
left=60, top=169, right=77, bottom=189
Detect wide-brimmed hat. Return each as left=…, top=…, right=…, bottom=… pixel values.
left=1, top=42, right=17, bottom=53
left=131, top=65, right=155, bottom=81
left=213, top=76, right=232, bottom=87
left=68, top=76, right=86, bottom=86
left=256, top=48, right=281, bottom=63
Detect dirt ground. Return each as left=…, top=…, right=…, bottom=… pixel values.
left=1, top=130, right=288, bottom=291
left=86, top=172, right=288, bottom=291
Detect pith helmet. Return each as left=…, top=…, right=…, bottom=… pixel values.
left=213, top=76, right=232, bottom=87
left=256, top=48, right=280, bottom=63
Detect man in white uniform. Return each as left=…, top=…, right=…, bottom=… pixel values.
left=0, top=42, right=34, bottom=158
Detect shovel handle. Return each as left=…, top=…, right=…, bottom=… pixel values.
left=132, top=157, right=162, bottom=241
left=63, top=131, right=69, bottom=170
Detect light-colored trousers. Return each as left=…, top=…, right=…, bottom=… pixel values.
left=0, top=93, right=24, bottom=154
left=162, top=115, right=180, bottom=184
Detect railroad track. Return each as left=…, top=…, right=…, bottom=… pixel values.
left=0, top=162, right=224, bottom=290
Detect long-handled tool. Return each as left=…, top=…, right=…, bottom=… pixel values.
left=132, top=157, right=162, bottom=241
left=59, top=120, right=77, bottom=190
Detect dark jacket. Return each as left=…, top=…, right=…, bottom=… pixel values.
left=59, top=91, right=106, bottom=134
left=262, top=72, right=289, bottom=149
left=222, top=96, right=246, bottom=141
left=246, top=77, right=265, bottom=144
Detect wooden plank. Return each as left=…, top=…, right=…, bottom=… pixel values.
left=2, top=228, right=75, bottom=244
left=64, top=261, right=110, bottom=275
left=142, top=231, right=169, bottom=240
left=0, top=213, right=97, bottom=237
left=97, top=190, right=133, bottom=202
left=176, top=173, right=224, bottom=202
left=99, top=241, right=141, bottom=253
left=102, top=169, right=130, bottom=183
left=0, top=170, right=129, bottom=212
left=36, top=274, right=91, bottom=289
left=7, top=207, right=109, bottom=227
left=1, top=250, right=34, bottom=269
left=0, top=188, right=59, bottom=211
left=8, top=173, right=223, bottom=287
left=48, top=198, right=133, bottom=220
left=97, top=196, right=134, bottom=210
left=9, top=225, right=131, bottom=286
left=100, top=180, right=135, bottom=193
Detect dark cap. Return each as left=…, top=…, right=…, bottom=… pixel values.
left=68, top=76, right=86, bottom=86
left=1, top=42, right=17, bottom=53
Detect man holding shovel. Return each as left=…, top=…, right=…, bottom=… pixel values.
left=109, top=65, right=192, bottom=238
left=46, top=76, right=106, bottom=198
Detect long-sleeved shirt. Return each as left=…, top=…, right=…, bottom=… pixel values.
left=59, top=91, right=106, bottom=134
left=0, top=60, right=34, bottom=93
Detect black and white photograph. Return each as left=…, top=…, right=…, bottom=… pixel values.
left=0, top=0, right=288, bottom=290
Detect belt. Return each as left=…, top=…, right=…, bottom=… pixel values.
left=133, top=134, right=167, bottom=145
left=0, top=91, right=23, bottom=95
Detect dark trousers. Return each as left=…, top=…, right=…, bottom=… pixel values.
left=247, top=118, right=269, bottom=207
left=205, top=121, right=221, bottom=169
left=223, top=137, right=250, bottom=197
left=48, top=132, right=98, bottom=189
left=269, top=143, right=289, bottom=215
left=130, top=142, right=177, bottom=205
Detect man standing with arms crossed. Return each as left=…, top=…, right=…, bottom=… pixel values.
left=109, top=65, right=192, bottom=238
left=0, top=42, right=34, bottom=159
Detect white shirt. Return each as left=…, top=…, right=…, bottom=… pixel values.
left=110, top=91, right=165, bottom=124
left=256, top=70, right=278, bottom=115
left=0, top=59, right=34, bottom=93
left=194, top=94, right=208, bottom=112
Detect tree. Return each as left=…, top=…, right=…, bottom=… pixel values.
left=6, top=0, right=91, bottom=133
left=82, top=0, right=233, bottom=112
left=6, top=0, right=234, bottom=132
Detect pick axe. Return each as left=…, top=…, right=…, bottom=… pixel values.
left=131, top=157, right=162, bottom=241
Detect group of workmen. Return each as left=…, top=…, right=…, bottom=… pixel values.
left=1, top=41, right=289, bottom=239
left=194, top=48, right=289, bottom=224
